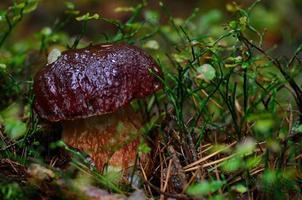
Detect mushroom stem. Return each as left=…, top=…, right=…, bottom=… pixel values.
left=62, top=105, right=142, bottom=173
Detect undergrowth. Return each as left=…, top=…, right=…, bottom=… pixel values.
left=0, top=0, right=302, bottom=199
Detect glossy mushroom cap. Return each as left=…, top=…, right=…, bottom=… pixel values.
left=34, top=43, right=162, bottom=121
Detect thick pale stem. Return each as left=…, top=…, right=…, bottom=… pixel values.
left=62, top=105, right=142, bottom=172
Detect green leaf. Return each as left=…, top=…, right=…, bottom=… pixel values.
left=12, top=15, right=22, bottom=22
left=239, top=16, right=248, bottom=30
left=209, top=194, right=224, bottom=200
left=210, top=144, right=230, bottom=154
left=114, top=6, right=134, bottom=13
left=187, top=180, right=226, bottom=196
left=24, top=0, right=39, bottom=14
left=143, top=40, right=159, bottom=50
left=1, top=103, right=27, bottom=139
left=138, top=142, right=151, bottom=154
left=65, top=1, right=75, bottom=10
left=221, top=157, right=242, bottom=172
left=232, top=184, right=248, bottom=193
left=50, top=140, right=66, bottom=149
left=141, top=115, right=159, bottom=134
left=196, top=64, right=216, bottom=81
left=76, top=12, right=100, bottom=21
left=292, top=123, right=302, bottom=133
left=229, top=20, right=238, bottom=30
left=0, top=183, right=23, bottom=200
left=248, top=113, right=275, bottom=137
left=254, top=119, right=273, bottom=133
left=41, top=27, right=52, bottom=36
left=235, top=138, right=256, bottom=156
left=226, top=3, right=239, bottom=12
left=3, top=118, right=27, bottom=139
left=262, top=170, right=277, bottom=185
left=172, top=53, right=188, bottom=63
left=0, top=10, right=6, bottom=21
left=14, top=3, right=26, bottom=10
left=124, top=22, right=141, bottom=30
left=245, top=156, right=262, bottom=169
left=242, top=61, right=250, bottom=69
left=0, top=63, right=6, bottom=70
left=144, top=10, right=160, bottom=24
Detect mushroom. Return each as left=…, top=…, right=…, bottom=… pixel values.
left=33, top=43, right=162, bottom=176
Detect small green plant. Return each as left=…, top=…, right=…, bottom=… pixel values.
left=0, top=183, right=23, bottom=200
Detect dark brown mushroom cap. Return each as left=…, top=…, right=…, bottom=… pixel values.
left=34, top=43, right=162, bottom=121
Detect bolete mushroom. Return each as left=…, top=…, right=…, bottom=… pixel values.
left=33, top=43, right=162, bottom=176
